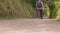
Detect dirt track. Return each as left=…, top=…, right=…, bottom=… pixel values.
left=0, top=19, right=60, bottom=34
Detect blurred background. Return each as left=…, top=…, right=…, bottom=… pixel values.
left=0, top=0, right=60, bottom=20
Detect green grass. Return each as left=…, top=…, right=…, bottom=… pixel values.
left=0, top=0, right=34, bottom=19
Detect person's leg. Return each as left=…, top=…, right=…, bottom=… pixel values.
left=40, top=9, right=43, bottom=19
left=37, top=9, right=40, bottom=18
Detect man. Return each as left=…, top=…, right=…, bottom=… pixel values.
left=36, top=0, right=44, bottom=19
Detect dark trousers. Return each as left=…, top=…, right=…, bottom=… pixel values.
left=37, top=9, right=43, bottom=19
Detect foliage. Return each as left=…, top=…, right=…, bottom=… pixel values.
left=0, top=0, right=60, bottom=19
left=0, top=0, right=33, bottom=18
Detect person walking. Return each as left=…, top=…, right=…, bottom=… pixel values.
left=36, top=0, right=44, bottom=19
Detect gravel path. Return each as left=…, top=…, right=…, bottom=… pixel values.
left=0, top=19, right=60, bottom=34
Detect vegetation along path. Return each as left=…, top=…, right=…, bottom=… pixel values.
left=0, top=19, right=60, bottom=34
